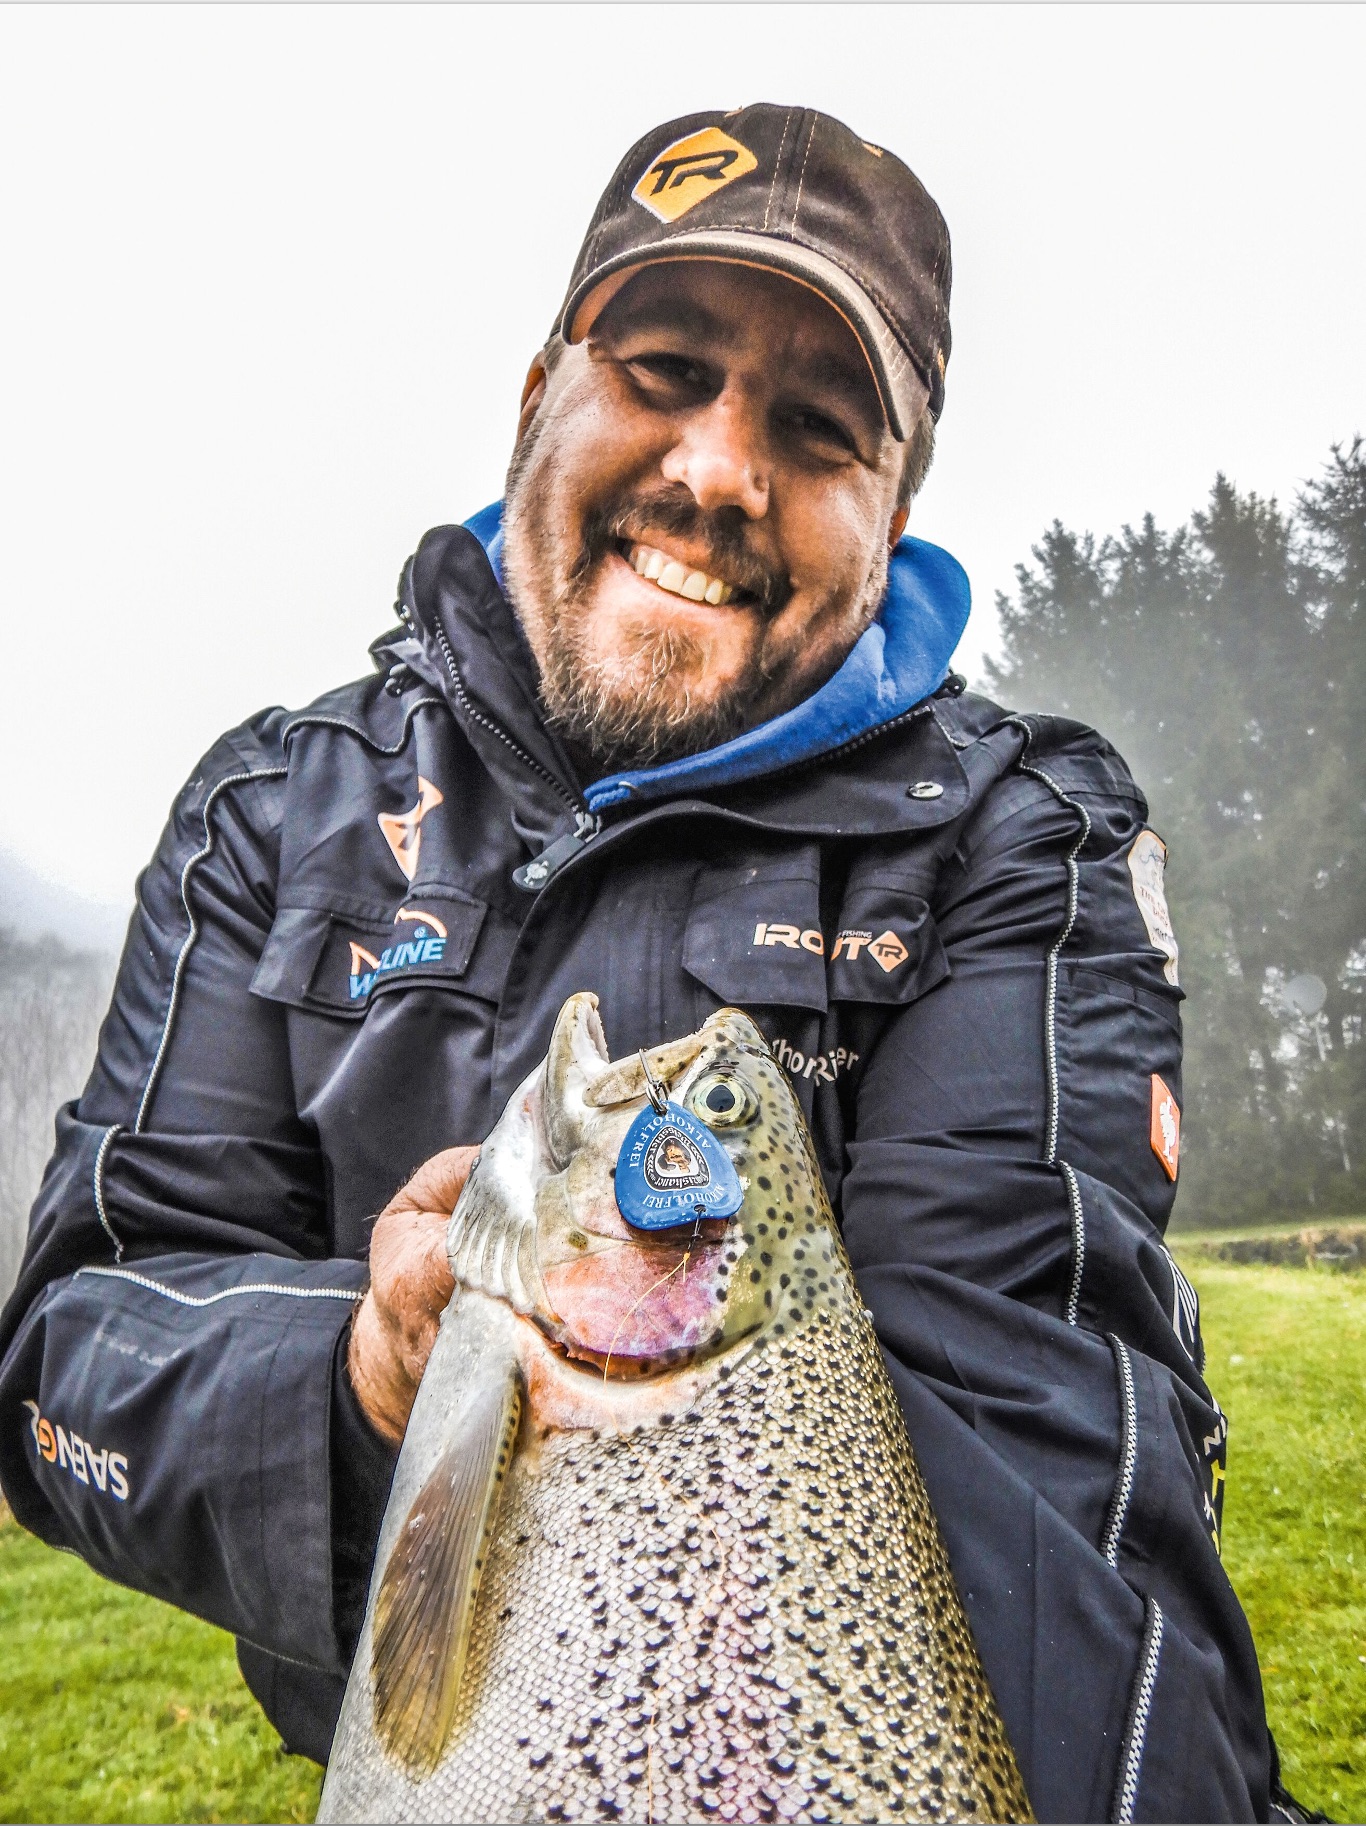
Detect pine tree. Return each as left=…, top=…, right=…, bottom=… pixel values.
left=985, top=443, right=1365, bottom=1224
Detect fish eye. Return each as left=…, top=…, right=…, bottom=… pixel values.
left=689, top=1072, right=757, bottom=1128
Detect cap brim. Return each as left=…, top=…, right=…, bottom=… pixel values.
left=561, top=230, right=932, bottom=440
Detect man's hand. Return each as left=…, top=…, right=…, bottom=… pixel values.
left=347, top=1145, right=479, bottom=1444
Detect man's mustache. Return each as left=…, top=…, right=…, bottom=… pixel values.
left=574, top=492, right=792, bottom=616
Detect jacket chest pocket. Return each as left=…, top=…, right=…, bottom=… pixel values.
left=680, top=848, right=950, bottom=1018
left=826, top=856, right=949, bottom=1008
left=250, top=886, right=517, bottom=1017
left=683, top=850, right=829, bottom=1013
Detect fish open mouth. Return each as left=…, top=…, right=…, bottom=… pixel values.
left=541, top=1222, right=737, bottom=1379
left=553, top=1336, right=706, bottom=1379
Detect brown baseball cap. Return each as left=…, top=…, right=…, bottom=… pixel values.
left=555, top=103, right=952, bottom=438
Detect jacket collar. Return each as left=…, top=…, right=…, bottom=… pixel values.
left=459, top=501, right=971, bottom=815
left=387, top=520, right=975, bottom=854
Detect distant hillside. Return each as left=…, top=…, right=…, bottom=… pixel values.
left=0, top=862, right=122, bottom=1299
left=0, top=848, right=131, bottom=953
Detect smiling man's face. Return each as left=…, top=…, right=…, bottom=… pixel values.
left=501, top=261, right=926, bottom=773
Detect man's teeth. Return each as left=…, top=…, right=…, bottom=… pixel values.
left=629, top=543, right=735, bottom=606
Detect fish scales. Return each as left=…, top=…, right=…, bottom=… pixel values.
left=320, top=999, right=1031, bottom=1825
left=329, top=1309, right=1022, bottom=1822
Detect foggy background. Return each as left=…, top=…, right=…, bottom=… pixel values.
left=2, top=3, right=1363, bottom=1292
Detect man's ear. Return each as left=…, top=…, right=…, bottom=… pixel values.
left=888, top=506, right=910, bottom=549
left=516, top=359, right=548, bottom=443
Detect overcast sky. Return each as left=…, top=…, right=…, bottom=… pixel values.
left=2, top=3, right=1362, bottom=914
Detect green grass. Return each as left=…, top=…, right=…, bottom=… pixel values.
left=0, top=1508, right=321, bottom=1823
left=1172, top=1249, right=1366, bottom=1821
left=1170, top=1211, right=1366, bottom=1244
left=0, top=1251, right=1361, bottom=1822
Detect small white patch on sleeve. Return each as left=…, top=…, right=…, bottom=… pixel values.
left=1127, top=830, right=1179, bottom=985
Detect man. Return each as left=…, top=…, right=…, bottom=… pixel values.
left=0, top=106, right=1273, bottom=1821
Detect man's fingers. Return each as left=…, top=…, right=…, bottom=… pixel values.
left=369, top=1206, right=455, bottom=1321
left=349, top=1144, right=480, bottom=1442
left=350, top=1222, right=453, bottom=1442
left=385, top=1144, right=480, bottom=1220
left=349, top=1292, right=414, bottom=1445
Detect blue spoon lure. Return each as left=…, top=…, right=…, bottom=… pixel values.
left=614, top=1054, right=744, bottom=1231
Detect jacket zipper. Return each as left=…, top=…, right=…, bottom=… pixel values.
left=661, top=698, right=936, bottom=799
left=425, top=613, right=585, bottom=816
left=810, top=699, right=932, bottom=768
left=401, top=585, right=601, bottom=888
left=769, top=667, right=961, bottom=776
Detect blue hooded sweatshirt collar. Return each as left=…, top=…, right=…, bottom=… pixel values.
left=462, top=501, right=970, bottom=814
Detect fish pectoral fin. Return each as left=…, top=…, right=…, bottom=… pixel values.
left=370, top=1358, right=523, bottom=1777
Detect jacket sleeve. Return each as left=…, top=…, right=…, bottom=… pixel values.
left=0, top=710, right=369, bottom=1676
left=842, top=715, right=1268, bottom=1824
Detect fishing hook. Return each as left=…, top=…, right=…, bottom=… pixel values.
left=638, top=1050, right=669, bottom=1115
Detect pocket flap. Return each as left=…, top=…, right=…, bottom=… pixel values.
left=683, top=851, right=828, bottom=1013
left=252, top=888, right=492, bottom=1016
left=827, top=861, right=949, bottom=1007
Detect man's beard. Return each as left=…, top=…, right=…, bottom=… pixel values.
left=501, top=422, right=888, bottom=776
left=531, top=610, right=759, bottom=774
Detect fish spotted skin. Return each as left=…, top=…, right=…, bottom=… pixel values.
left=319, top=1001, right=1032, bottom=1824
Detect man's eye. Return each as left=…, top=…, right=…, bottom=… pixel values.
left=628, top=353, right=708, bottom=389
left=788, top=407, right=857, bottom=451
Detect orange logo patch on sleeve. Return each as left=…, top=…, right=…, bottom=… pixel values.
left=1150, top=1073, right=1181, bottom=1181
left=377, top=775, right=444, bottom=883
left=632, top=127, right=758, bottom=222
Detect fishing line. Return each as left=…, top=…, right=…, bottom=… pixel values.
left=599, top=1249, right=692, bottom=1383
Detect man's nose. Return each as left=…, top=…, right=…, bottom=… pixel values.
left=660, top=390, right=769, bottom=520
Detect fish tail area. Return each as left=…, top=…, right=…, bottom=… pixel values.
left=370, top=1359, right=523, bottom=1777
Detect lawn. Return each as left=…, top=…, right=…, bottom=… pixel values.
left=0, top=1251, right=1361, bottom=1823
left=1173, top=1251, right=1366, bottom=1822
left=0, top=1511, right=322, bottom=1824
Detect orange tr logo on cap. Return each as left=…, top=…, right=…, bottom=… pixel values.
left=632, top=127, right=758, bottom=223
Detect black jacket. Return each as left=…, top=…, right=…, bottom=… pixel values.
left=0, top=525, right=1268, bottom=1820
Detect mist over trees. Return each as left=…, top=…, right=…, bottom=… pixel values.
left=986, top=439, right=1365, bottom=1225
left=0, top=929, right=115, bottom=1298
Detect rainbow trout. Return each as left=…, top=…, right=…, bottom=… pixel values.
left=319, top=996, right=1030, bottom=1825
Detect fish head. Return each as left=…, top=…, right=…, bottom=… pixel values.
left=451, top=994, right=830, bottom=1379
